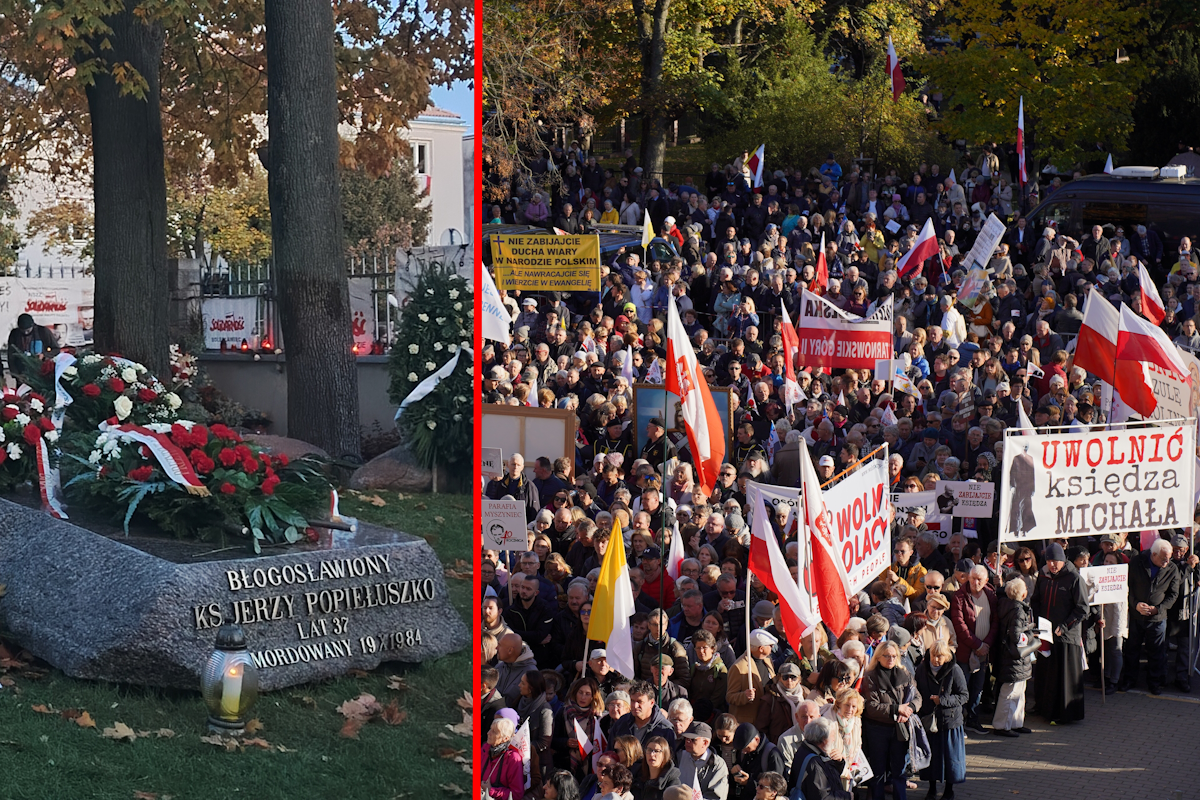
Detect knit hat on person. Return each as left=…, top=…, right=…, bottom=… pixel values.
left=1044, top=542, right=1066, bottom=562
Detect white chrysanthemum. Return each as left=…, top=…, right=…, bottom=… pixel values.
left=453, top=414, right=462, bottom=422
left=113, top=396, right=133, bottom=420
left=96, top=433, right=110, bottom=446
left=426, top=420, right=437, bottom=430
left=43, top=429, right=58, bottom=443
left=29, top=397, right=43, bottom=412
left=434, top=342, right=443, bottom=351
left=83, top=354, right=102, bottom=365
left=408, top=344, right=419, bottom=355
left=453, top=302, right=462, bottom=311
left=448, top=289, right=459, bottom=300
left=418, top=313, right=429, bottom=322
left=426, top=288, right=434, bottom=296
left=425, top=361, right=437, bottom=372
left=6, top=443, right=21, bottom=460
left=467, top=309, right=474, bottom=318
left=15, top=413, right=30, bottom=426
left=146, top=423, right=172, bottom=433
left=407, top=372, right=418, bottom=382
left=63, top=366, right=77, bottom=377
left=88, top=449, right=102, bottom=464
left=448, top=344, right=458, bottom=354
left=455, top=395, right=467, bottom=404
left=121, top=367, right=137, bottom=383
left=165, top=392, right=181, bottom=410
left=436, top=317, right=446, bottom=325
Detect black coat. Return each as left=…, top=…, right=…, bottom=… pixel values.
left=789, top=742, right=853, bottom=800
left=1127, top=550, right=1181, bottom=624
left=1031, top=563, right=1088, bottom=646
left=996, top=596, right=1035, bottom=685
left=633, top=764, right=681, bottom=800
left=914, top=658, right=968, bottom=730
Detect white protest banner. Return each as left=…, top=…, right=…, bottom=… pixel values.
left=480, top=447, right=503, bottom=480
left=348, top=277, right=375, bottom=351
left=481, top=498, right=528, bottom=551
left=823, top=459, right=891, bottom=594
left=936, top=480, right=996, bottom=518
left=1080, top=563, right=1129, bottom=606
left=998, top=422, right=1195, bottom=542
left=0, top=278, right=96, bottom=346
left=875, top=359, right=894, bottom=381
left=961, top=213, right=1006, bottom=270
left=202, top=296, right=258, bottom=350
left=797, top=291, right=892, bottom=370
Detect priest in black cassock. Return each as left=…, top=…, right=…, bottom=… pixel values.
left=1031, top=542, right=1090, bottom=723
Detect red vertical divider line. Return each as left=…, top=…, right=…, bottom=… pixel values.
left=472, top=0, right=483, bottom=787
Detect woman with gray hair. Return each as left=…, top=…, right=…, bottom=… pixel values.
left=993, top=578, right=1035, bottom=737
left=481, top=715, right=526, bottom=799
left=788, top=716, right=854, bottom=800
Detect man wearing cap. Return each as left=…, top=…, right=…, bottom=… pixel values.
left=752, top=661, right=808, bottom=743
left=1167, top=534, right=1199, bottom=692
left=649, top=652, right=690, bottom=707
left=482, top=365, right=507, bottom=404
left=641, top=415, right=678, bottom=468
left=678, top=722, right=730, bottom=800
left=1031, top=542, right=1090, bottom=720
left=1119, top=538, right=1180, bottom=695
left=6, top=312, right=59, bottom=367
left=727, top=628, right=778, bottom=724
left=593, top=418, right=635, bottom=464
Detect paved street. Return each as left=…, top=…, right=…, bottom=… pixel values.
left=962, top=686, right=1200, bottom=799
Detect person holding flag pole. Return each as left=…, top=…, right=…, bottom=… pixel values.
left=586, top=519, right=638, bottom=690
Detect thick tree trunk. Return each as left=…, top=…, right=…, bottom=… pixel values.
left=84, top=9, right=169, bottom=377
left=636, top=0, right=671, bottom=181
left=264, top=0, right=361, bottom=459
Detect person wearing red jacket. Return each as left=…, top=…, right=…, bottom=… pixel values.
left=949, top=562, right=998, bottom=733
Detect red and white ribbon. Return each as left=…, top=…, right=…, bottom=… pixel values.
left=37, top=436, right=68, bottom=519
left=102, top=423, right=211, bottom=496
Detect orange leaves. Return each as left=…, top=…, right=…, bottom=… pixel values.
left=335, top=691, right=408, bottom=735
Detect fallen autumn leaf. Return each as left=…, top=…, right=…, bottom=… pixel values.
left=101, top=722, right=138, bottom=743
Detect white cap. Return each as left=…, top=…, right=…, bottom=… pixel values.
left=748, top=628, right=779, bottom=648
left=573, top=350, right=588, bottom=362
left=665, top=216, right=676, bottom=225
left=818, top=455, right=835, bottom=467
left=522, top=297, right=537, bottom=306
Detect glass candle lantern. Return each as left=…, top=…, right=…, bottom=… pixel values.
left=201, top=623, right=260, bottom=733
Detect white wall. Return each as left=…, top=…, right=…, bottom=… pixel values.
left=9, top=159, right=92, bottom=275
left=405, top=108, right=468, bottom=247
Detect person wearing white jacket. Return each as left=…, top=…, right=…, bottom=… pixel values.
left=1100, top=552, right=1129, bottom=695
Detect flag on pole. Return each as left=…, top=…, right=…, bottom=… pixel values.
left=481, top=267, right=512, bottom=346
left=689, top=763, right=704, bottom=800
left=747, top=144, right=765, bottom=191
left=1074, top=286, right=1119, bottom=384
left=620, top=348, right=636, bottom=384
left=1104, top=154, right=1114, bottom=175
left=886, top=36, right=905, bottom=102
left=880, top=403, right=898, bottom=427
left=747, top=480, right=820, bottom=652
left=646, top=357, right=663, bottom=384
left=813, top=233, right=829, bottom=295
left=1016, top=96, right=1027, bottom=186
left=641, top=209, right=654, bottom=248
left=893, top=366, right=917, bottom=397
left=666, top=297, right=726, bottom=494
left=1138, top=262, right=1166, bottom=324
left=666, top=518, right=685, bottom=580
left=587, top=519, right=637, bottom=680
left=591, top=719, right=607, bottom=772
left=780, top=301, right=804, bottom=409
left=797, top=438, right=851, bottom=635
left=957, top=264, right=990, bottom=309
left=512, top=718, right=532, bottom=788
left=1016, top=394, right=1035, bottom=435
left=573, top=717, right=594, bottom=760
left=947, top=168, right=956, bottom=186
left=896, top=218, right=939, bottom=279
left=837, top=390, right=846, bottom=407
left=1114, top=304, right=1191, bottom=417
left=768, top=423, right=781, bottom=466
left=526, top=374, right=538, bottom=407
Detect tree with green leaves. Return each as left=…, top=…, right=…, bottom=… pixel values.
left=340, top=156, right=432, bottom=255
left=918, top=0, right=1149, bottom=171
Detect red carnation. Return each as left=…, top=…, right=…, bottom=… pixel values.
left=264, top=467, right=276, bottom=480
left=128, top=466, right=154, bottom=482
left=218, top=448, right=238, bottom=467
left=82, top=383, right=101, bottom=398
left=40, top=359, right=54, bottom=375
left=191, top=425, right=209, bottom=445
left=277, top=453, right=289, bottom=467
left=2, top=405, right=18, bottom=421
left=38, top=418, right=55, bottom=432
left=211, top=424, right=236, bottom=441
left=192, top=453, right=215, bottom=474
left=137, top=388, right=157, bottom=402
left=108, top=378, right=126, bottom=393
left=242, top=458, right=258, bottom=474
left=220, top=482, right=236, bottom=495
left=261, top=476, right=280, bottom=495
left=234, top=444, right=252, bottom=461
left=23, top=425, right=40, bottom=446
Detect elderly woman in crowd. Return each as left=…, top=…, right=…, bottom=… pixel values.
left=993, top=578, right=1036, bottom=737
left=482, top=715, right=527, bottom=799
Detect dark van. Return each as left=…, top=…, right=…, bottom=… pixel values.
left=1027, top=171, right=1200, bottom=255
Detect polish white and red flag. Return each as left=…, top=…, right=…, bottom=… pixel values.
left=813, top=233, right=829, bottom=295
left=666, top=297, right=726, bottom=494
left=573, top=717, right=593, bottom=760
left=896, top=218, right=938, bottom=279
left=1115, top=304, right=1191, bottom=417
left=798, top=437, right=851, bottom=635
left=747, top=480, right=820, bottom=652
left=1073, top=286, right=1118, bottom=385
left=1016, top=96, right=1027, bottom=186
left=887, top=36, right=905, bottom=102
left=666, top=518, right=685, bottom=580
left=1138, top=262, right=1166, bottom=324
left=779, top=301, right=805, bottom=409
left=747, top=144, right=765, bottom=191
left=591, top=719, right=607, bottom=771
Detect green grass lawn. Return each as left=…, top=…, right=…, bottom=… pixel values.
left=0, top=490, right=473, bottom=800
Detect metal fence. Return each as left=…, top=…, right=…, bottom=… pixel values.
left=202, top=244, right=473, bottom=351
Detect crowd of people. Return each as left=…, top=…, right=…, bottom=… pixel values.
left=480, top=145, right=1200, bottom=800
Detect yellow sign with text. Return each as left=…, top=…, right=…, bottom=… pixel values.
left=491, top=233, right=601, bottom=292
